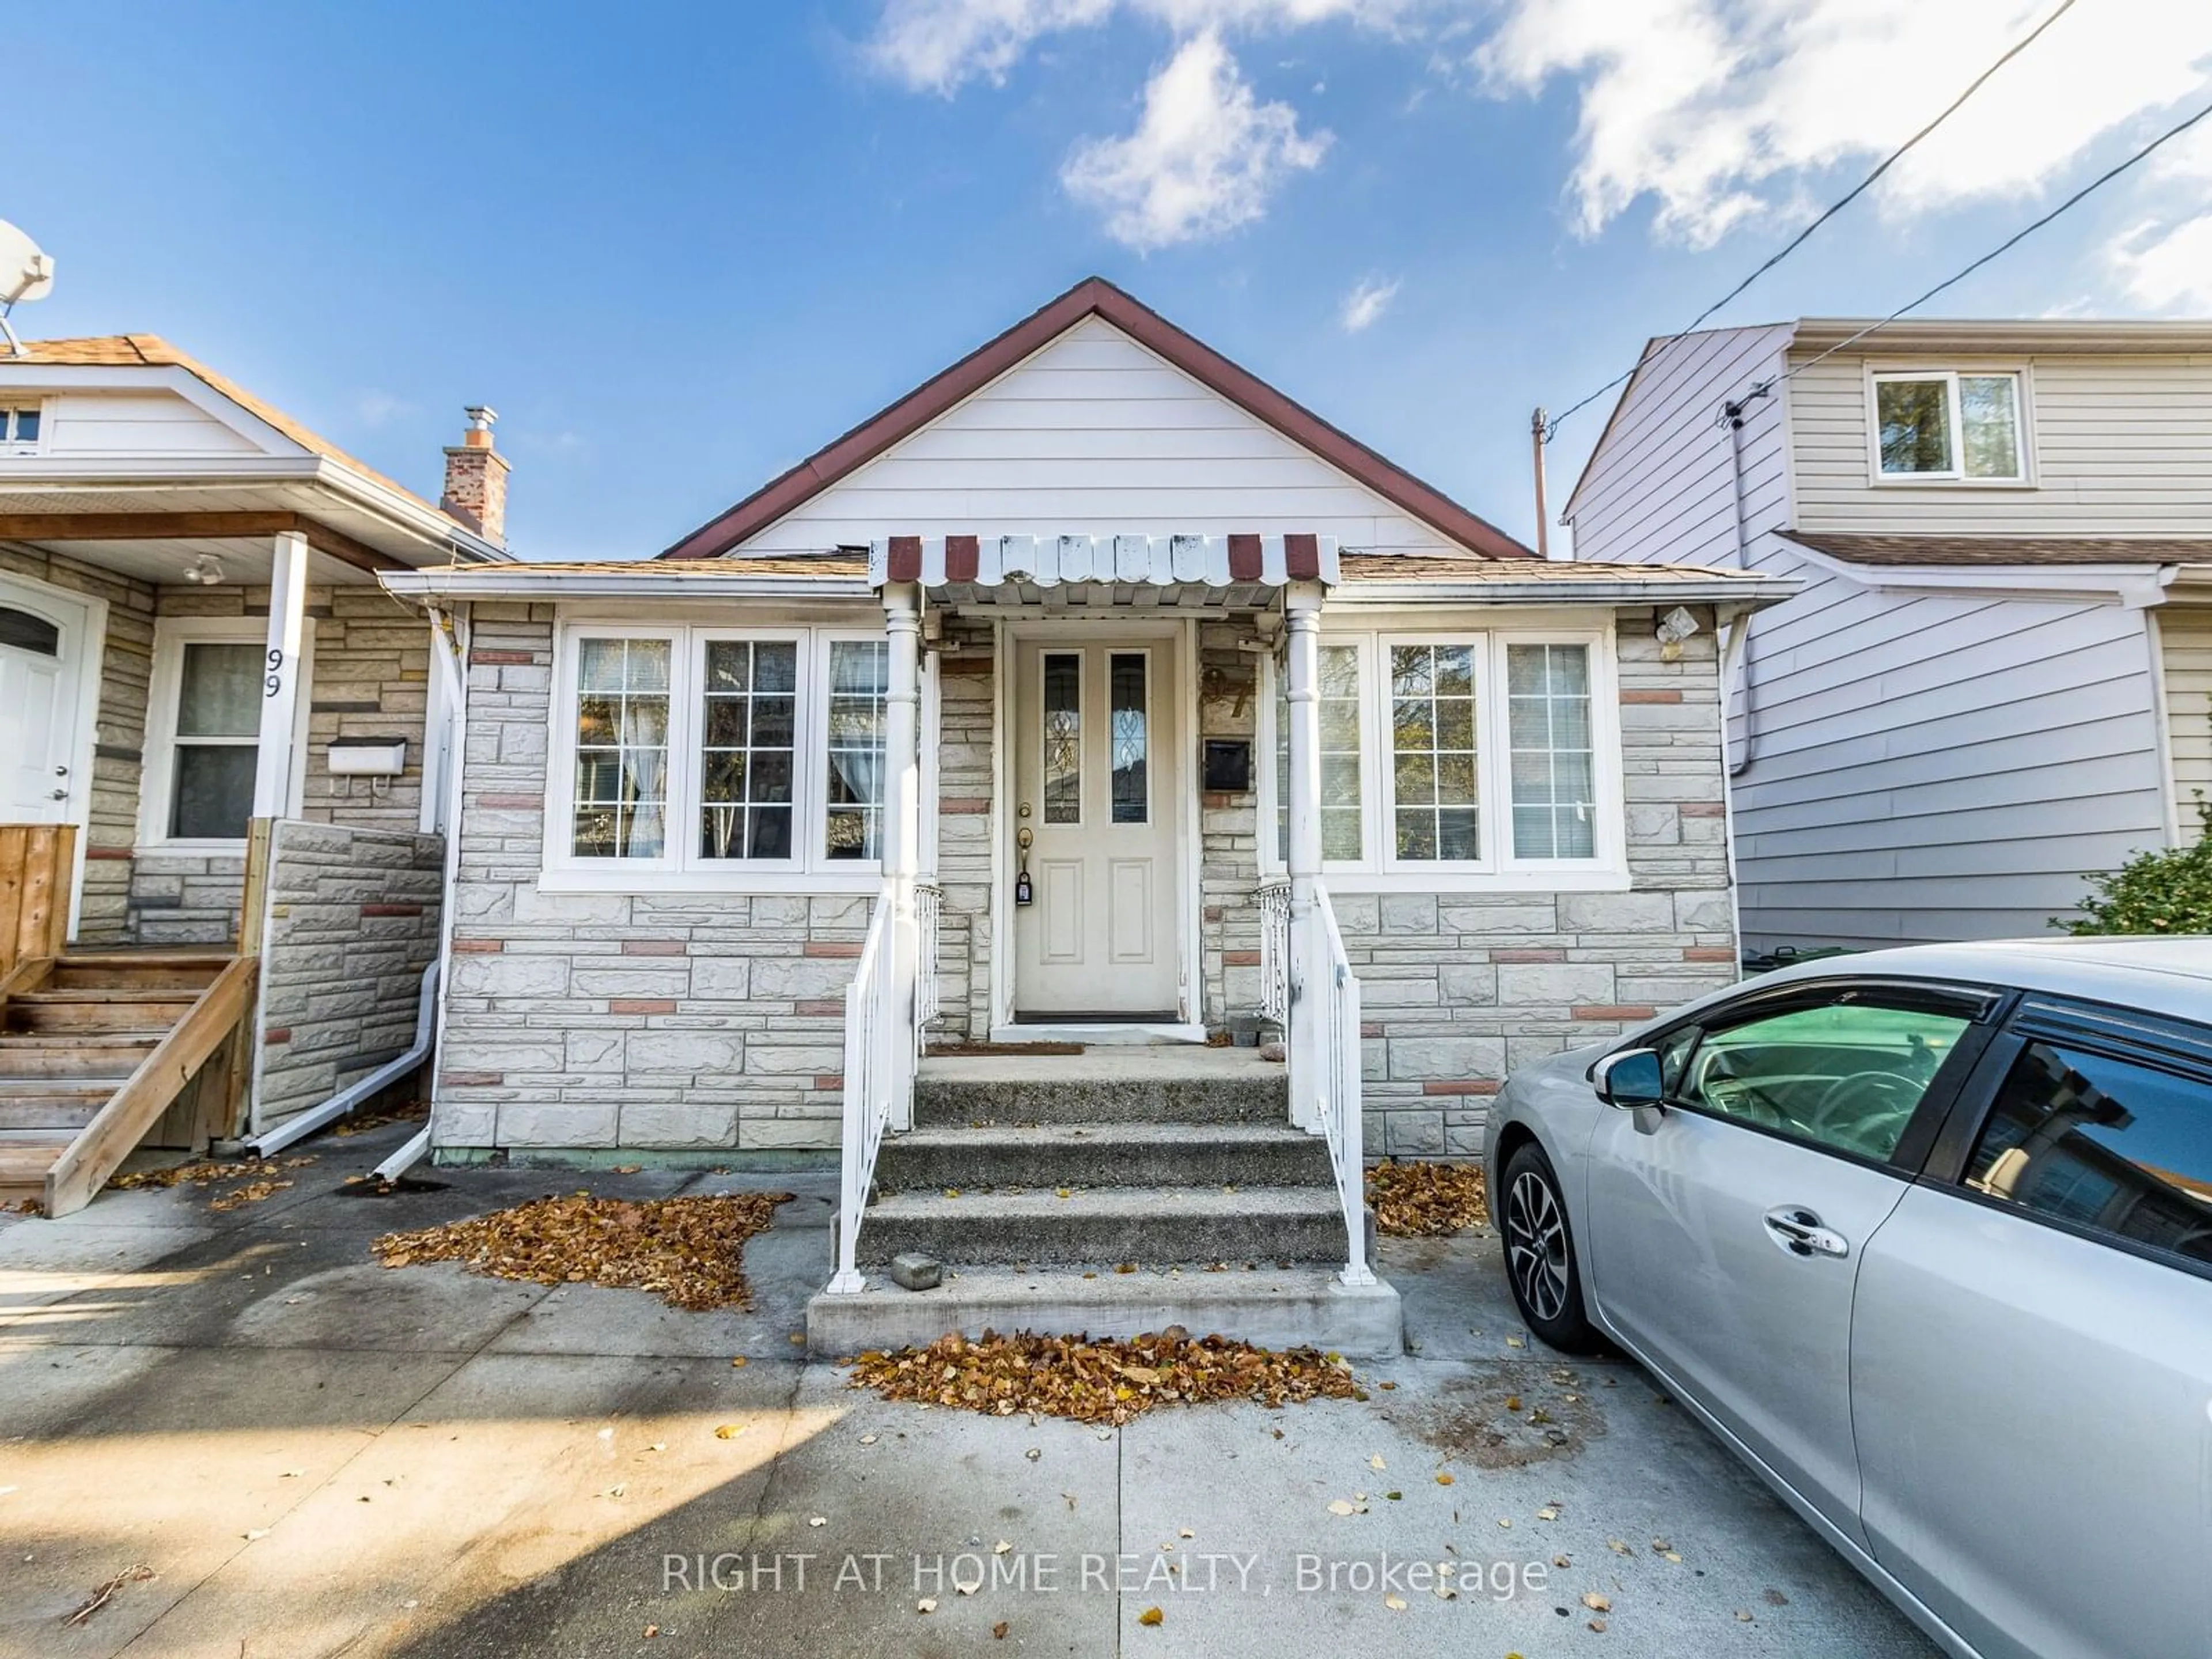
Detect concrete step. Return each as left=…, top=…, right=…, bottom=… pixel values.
left=914, top=1049, right=1287, bottom=1127
left=857, top=1184, right=1347, bottom=1268
left=876, top=1122, right=1332, bottom=1194
left=807, top=1263, right=1403, bottom=1359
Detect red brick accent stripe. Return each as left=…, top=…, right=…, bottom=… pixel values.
left=1680, top=801, right=1727, bottom=817
left=944, top=533, right=979, bottom=582
left=451, top=938, right=504, bottom=953
left=1620, top=688, right=1683, bottom=704
left=85, top=847, right=134, bottom=861
left=476, top=793, right=542, bottom=810
left=805, top=941, right=863, bottom=959
left=1574, top=1005, right=1659, bottom=1021
left=815, top=1074, right=845, bottom=1092
left=887, top=535, right=923, bottom=582
left=441, top=1071, right=503, bottom=1086
left=1227, top=533, right=1263, bottom=582
left=622, top=940, right=687, bottom=956
left=941, top=797, right=990, bottom=814
left=939, top=657, right=993, bottom=677
left=1360, top=1022, right=1384, bottom=1040
left=1285, top=532, right=1321, bottom=580
left=609, top=999, right=677, bottom=1016
left=1422, top=1080, right=1500, bottom=1096
left=1222, top=950, right=1262, bottom=967
left=470, top=650, right=536, bottom=666
left=795, top=999, right=843, bottom=1017
left=1683, top=946, right=1736, bottom=962
left=263, top=1027, right=291, bottom=1045
left=360, top=903, right=422, bottom=918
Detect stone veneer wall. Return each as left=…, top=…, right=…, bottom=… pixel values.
left=128, top=583, right=435, bottom=945
left=930, top=642, right=995, bottom=1039
left=0, top=542, right=158, bottom=944
left=434, top=603, right=859, bottom=1156
left=253, top=820, right=444, bottom=1132
left=1340, top=607, right=1734, bottom=1158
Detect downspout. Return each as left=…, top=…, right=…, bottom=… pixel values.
left=1718, top=607, right=1754, bottom=969
left=244, top=962, right=440, bottom=1156
left=373, top=600, right=471, bottom=1182
left=1722, top=387, right=1771, bottom=779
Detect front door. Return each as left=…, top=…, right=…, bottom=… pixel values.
left=1011, top=638, right=1181, bottom=1019
left=0, top=573, right=92, bottom=828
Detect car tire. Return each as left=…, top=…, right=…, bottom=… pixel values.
left=1499, top=1142, right=1601, bottom=1353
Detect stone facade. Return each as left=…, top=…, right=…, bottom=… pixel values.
left=124, top=582, right=434, bottom=945
left=253, top=821, right=444, bottom=1132
left=431, top=599, right=1736, bottom=1161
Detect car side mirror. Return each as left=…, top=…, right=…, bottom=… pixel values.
left=1593, top=1047, right=1665, bottom=1109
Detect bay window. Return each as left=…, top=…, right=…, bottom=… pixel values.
left=1268, top=626, right=1622, bottom=886
left=549, top=624, right=890, bottom=885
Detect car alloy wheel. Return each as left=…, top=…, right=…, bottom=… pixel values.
left=1506, top=1168, right=1573, bottom=1324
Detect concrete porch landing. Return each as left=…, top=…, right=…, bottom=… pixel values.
left=808, top=1045, right=1404, bottom=1358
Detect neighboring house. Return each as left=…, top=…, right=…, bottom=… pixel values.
left=1565, top=317, right=2212, bottom=953
left=380, top=277, right=1790, bottom=1351
left=0, top=334, right=506, bottom=1209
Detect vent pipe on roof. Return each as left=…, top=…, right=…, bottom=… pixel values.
left=441, top=405, right=510, bottom=547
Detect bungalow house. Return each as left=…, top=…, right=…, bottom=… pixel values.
left=378, top=277, right=1791, bottom=1353
left=0, top=334, right=505, bottom=1211
left=1563, top=317, right=2212, bottom=954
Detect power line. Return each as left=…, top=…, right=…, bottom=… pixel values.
left=1761, top=92, right=2212, bottom=393
left=1541, top=0, right=2085, bottom=443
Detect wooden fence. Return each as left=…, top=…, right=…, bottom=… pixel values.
left=0, top=824, right=77, bottom=979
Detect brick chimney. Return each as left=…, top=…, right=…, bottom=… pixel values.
left=440, top=405, right=510, bottom=546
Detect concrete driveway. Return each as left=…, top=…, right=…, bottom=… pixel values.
left=0, top=1122, right=1941, bottom=1659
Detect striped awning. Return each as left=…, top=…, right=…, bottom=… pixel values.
left=869, top=533, right=1339, bottom=590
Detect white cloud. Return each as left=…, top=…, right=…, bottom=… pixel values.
left=1062, top=31, right=1332, bottom=249
left=2112, top=212, right=2212, bottom=309
left=1475, top=0, right=2212, bottom=246
left=1339, top=274, right=1400, bottom=329
left=869, top=0, right=1420, bottom=92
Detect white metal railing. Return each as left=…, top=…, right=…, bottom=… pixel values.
left=916, top=878, right=943, bottom=1031
left=1310, top=883, right=1375, bottom=1287
left=1256, top=875, right=1291, bottom=1028
left=826, top=882, right=898, bottom=1294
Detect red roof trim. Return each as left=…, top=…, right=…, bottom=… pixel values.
left=660, top=276, right=1533, bottom=562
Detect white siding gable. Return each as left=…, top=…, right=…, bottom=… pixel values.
left=36, top=390, right=265, bottom=457
left=733, top=316, right=1460, bottom=557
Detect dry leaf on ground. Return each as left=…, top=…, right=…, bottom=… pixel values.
left=847, top=1330, right=1361, bottom=1426
left=114, top=1157, right=313, bottom=1210
left=331, top=1100, right=430, bottom=1137
left=374, top=1192, right=791, bottom=1310
left=63, top=1565, right=155, bottom=1627
left=1366, top=1161, right=1489, bottom=1236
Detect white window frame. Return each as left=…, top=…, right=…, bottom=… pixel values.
left=141, top=615, right=315, bottom=850
left=1259, top=621, right=1627, bottom=893
left=0, top=402, right=44, bottom=454
left=1866, top=367, right=2032, bottom=485
left=540, top=619, right=888, bottom=894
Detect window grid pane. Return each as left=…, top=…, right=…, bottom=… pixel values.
left=1275, top=645, right=1363, bottom=863
left=823, top=640, right=887, bottom=861
left=1109, top=653, right=1148, bottom=825
left=698, top=639, right=798, bottom=861
left=1391, top=643, right=1478, bottom=861
left=1877, top=378, right=1954, bottom=475
left=572, top=638, right=671, bottom=859
left=1043, top=653, right=1081, bottom=824
left=1959, top=375, right=2022, bottom=479
left=1506, top=643, right=1597, bottom=859
left=176, top=642, right=263, bottom=738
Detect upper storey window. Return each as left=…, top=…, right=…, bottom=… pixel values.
left=1873, top=371, right=2024, bottom=482
left=0, top=406, right=41, bottom=452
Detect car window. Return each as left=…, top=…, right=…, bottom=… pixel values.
left=1679, top=999, right=1971, bottom=1162
left=1964, top=1040, right=2212, bottom=1268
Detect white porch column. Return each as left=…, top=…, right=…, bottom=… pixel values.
left=882, top=582, right=923, bottom=1132
left=1283, top=582, right=1325, bottom=1133
left=251, top=529, right=310, bottom=819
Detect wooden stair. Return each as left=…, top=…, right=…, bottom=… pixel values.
left=0, top=950, right=257, bottom=1216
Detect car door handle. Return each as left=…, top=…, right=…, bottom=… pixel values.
left=1763, top=1206, right=1850, bottom=1260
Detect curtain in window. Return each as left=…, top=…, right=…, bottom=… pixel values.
left=824, top=641, right=887, bottom=859
left=574, top=638, right=670, bottom=858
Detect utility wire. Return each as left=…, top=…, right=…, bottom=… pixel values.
left=1760, top=92, right=2212, bottom=393
left=1541, top=0, right=2085, bottom=443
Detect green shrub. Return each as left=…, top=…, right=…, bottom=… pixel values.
left=2059, top=795, right=2212, bottom=936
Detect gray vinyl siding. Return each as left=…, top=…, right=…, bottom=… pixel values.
left=1734, top=544, right=2166, bottom=948
left=1568, top=322, right=2186, bottom=953
left=1563, top=324, right=1794, bottom=568
left=1790, top=351, right=2212, bottom=535
left=2161, top=604, right=2212, bottom=835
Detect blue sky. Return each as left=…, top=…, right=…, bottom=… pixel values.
left=9, top=1, right=2211, bottom=559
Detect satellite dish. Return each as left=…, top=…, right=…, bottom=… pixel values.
left=0, top=221, right=55, bottom=357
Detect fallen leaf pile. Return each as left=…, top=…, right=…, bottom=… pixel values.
left=112, top=1156, right=315, bottom=1210
left=331, top=1100, right=430, bottom=1137
left=847, top=1328, right=1363, bottom=1424
left=373, top=1191, right=792, bottom=1310
left=1367, top=1160, right=1489, bottom=1236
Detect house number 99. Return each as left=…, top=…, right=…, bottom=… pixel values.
left=266, top=647, right=286, bottom=698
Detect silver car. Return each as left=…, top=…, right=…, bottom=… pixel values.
left=1486, top=938, right=2212, bottom=1659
